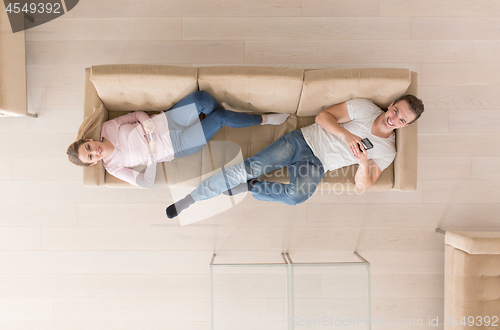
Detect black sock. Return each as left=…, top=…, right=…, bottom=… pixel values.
left=223, top=179, right=259, bottom=196
left=166, top=194, right=195, bottom=219
left=247, top=178, right=258, bottom=191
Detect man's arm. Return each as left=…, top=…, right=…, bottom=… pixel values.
left=315, top=102, right=351, bottom=132
left=354, top=155, right=382, bottom=189
left=315, top=102, right=365, bottom=157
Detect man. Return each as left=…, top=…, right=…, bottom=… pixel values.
left=166, top=95, right=424, bottom=218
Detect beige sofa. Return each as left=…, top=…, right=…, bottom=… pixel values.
left=444, top=231, right=500, bottom=330
left=82, top=65, right=418, bottom=191
left=0, top=3, right=36, bottom=117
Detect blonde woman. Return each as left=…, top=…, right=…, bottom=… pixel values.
left=67, top=91, right=289, bottom=187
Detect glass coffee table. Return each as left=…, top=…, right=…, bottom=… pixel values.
left=209, top=252, right=371, bottom=330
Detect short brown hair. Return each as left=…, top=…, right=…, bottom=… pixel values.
left=394, top=94, right=424, bottom=124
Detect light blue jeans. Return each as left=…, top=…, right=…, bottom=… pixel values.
left=190, top=129, right=325, bottom=205
left=165, top=91, right=263, bottom=158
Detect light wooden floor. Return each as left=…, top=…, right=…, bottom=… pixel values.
left=0, top=0, right=499, bottom=329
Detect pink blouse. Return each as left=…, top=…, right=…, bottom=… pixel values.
left=101, top=111, right=174, bottom=187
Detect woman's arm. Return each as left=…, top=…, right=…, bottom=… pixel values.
left=133, top=144, right=158, bottom=188
left=106, top=145, right=158, bottom=188
left=108, top=157, right=157, bottom=188
left=110, top=111, right=151, bottom=126
left=109, top=111, right=155, bottom=143
left=134, top=154, right=158, bottom=188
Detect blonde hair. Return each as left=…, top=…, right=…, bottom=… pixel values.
left=67, top=105, right=105, bottom=166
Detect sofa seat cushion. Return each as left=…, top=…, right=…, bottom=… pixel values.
left=162, top=140, right=245, bottom=188
left=210, top=114, right=298, bottom=158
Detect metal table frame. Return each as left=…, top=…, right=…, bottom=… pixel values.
left=209, top=252, right=371, bottom=330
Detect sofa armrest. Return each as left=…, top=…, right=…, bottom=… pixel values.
left=445, top=231, right=500, bottom=255
left=82, top=67, right=107, bottom=187
left=392, top=71, right=419, bottom=191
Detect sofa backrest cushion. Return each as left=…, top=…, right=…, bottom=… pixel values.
left=297, top=68, right=411, bottom=116
left=90, top=65, right=198, bottom=112
left=198, top=66, right=304, bottom=114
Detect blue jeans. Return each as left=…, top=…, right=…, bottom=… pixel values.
left=191, top=129, right=325, bottom=205
left=165, top=91, right=263, bottom=158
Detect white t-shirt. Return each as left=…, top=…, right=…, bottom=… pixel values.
left=301, top=98, right=396, bottom=172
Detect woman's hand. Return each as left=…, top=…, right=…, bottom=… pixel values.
left=142, top=119, right=156, bottom=150
left=148, top=140, right=157, bottom=155
left=343, top=132, right=364, bottom=158
left=142, top=119, right=155, bottom=134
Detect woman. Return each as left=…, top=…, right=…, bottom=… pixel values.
left=67, top=91, right=289, bottom=187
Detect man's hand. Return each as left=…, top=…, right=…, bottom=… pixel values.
left=353, top=146, right=368, bottom=166
left=343, top=132, right=364, bottom=158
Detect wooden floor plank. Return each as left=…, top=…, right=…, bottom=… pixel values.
left=423, top=180, right=500, bottom=204
left=26, top=18, right=182, bottom=41
left=419, top=133, right=500, bottom=156
left=412, top=17, right=500, bottom=40
left=422, top=63, right=500, bottom=86
left=0, top=274, right=89, bottom=298
left=380, top=0, right=500, bottom=16
left=301, top=0, right=379, bottom=17
left=245, top=40, right=473, bottom=63
left=0, top=299, right=52, bottom=321
left=474, top=40, right=500, bottom=62
left=417, top=110, right=449, bottom=133
left=27, top=41, right=245, bottom=65
left=73, top=0, right=301, bottom=18
left=449, top=110, right=500, bottom=132
left=0, top=204, right=77, bottom=227
left=52, top=297, right=210, bottom=321
left=40, top=227, right=271, bottom=251
left=0, top=322, right=207, bottom=330
left=472, top=157, right=500, bottom=180
left=0, top=157, right=13, bottom=180
left=184, top=17, right=410, bottom=40
left=418, top=157, right=472, bottom=180
left=419, top=86, right=500, bottom=110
